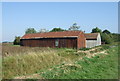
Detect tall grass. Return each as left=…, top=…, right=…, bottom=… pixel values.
left=39, top=46, right=118, bottom=79
left=2, top=44, right=57, bottom=57
left=0, top=43, right=2, bottom=80
left=3, top=50, right=65, bottom=79
left=2, top=44, right=78, bottom=79
left=2, top=43, right=118, bottom=79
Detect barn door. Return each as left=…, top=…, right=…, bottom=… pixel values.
left=55, top=39, right=59, bottom=47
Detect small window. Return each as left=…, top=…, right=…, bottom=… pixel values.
left=55, top=39, right=59, bottom=47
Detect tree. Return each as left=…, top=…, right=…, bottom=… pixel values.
left=101, top=33, right=113, bottom=44
left=68, top=23, right=80, bottom=31
left=91, top=27, right=102, bottom=33
left=39, top=28, right=49, bottom=33
left=25, top=28, right=37, bottom=34
left=13, top=36, right=20, bottom=45
left=111, top=33, right=120, bottom=42
left=103, top=29, right=111, bottom=34
left=50, top=28, right=65, bottom=32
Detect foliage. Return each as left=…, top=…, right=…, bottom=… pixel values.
left=91, top=27, right=102, bottom=33
left=68, top=23, right=80, bottom=31
left=103, top=29, right=111, bottom=34
left=50, top=28, right=65, bottom=32
left=91, top=27, right=120, bottom=44
left=13, top=36, right=20, bottom=45
left=25, top=28, right=37, bottom=34
left=101, top=33, right=113, bottom=44
left=101, top=44, right=110, bottom=50
left=111, top=33, right=120, bottom=42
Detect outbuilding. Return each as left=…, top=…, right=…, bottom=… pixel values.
left=20, top=31, right=101, bottom=49
left=20, top=31, right=86, bottom=49
left=84, top=33, right=101, bottom=48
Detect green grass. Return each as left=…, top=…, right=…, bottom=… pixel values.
left=38, top=45, right=118, bottom=79
left=2, top=43, right=119, bottom=79
left=0, top=56, right=2, bottom=80
left=79, top=47, right=91, bottom=51
left=0, top=43, right=2, bottom=80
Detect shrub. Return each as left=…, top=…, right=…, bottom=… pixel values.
left=101, top=33, right=113, bottom=44
left=13, top=36, right=20, bottom=45
left=101, top=45, right=110, bottom=50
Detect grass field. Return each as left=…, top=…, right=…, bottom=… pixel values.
left=2, top=43, right=119, bottom=79
left=0, top=43, right=2, bottom=80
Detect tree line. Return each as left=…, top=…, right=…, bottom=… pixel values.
left=25, top=23, right=80, bottom=34
left=91, top=27, right=120, bottom=44
left=13, top=23, right=120, bottom=45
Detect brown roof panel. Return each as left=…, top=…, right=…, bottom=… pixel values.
left=21, top=31, right=83, bottom=39
left=84, top=33, right=99, bottom=39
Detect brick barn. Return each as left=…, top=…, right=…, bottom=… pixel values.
left=20, top=31, right=86, bottom=49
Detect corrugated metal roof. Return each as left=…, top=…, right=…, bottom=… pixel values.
left=21, top=31, right=83, bottom=39
left=84, top=33, right=99, bottom=39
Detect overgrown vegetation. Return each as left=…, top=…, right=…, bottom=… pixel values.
left=38, top=44, right=118, bottom=79
left=101, top=33, right=113, bottom=44
left=91, top=27, right=120, bottom=44
left=2, top=44, right=78, bottom=79
left=2, top=43, right=118, bottom=79
left=13, top=36, right=20, bottom=45
left=0, top=43, right=2, bottom=80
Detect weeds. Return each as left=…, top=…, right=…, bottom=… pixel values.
left=2, top=43, right=118, bottom=79
left=79, top=48, right=90, bottom=51
left=3, top=49, right=64, bottom=79
left=39, top=45, right=118, bottom=79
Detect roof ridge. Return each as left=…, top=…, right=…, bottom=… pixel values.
left=85, top=33, right=98, bottom=34
left=26, top=30, right=82, bottom=34
left=21, top=30, right=83, bottom=39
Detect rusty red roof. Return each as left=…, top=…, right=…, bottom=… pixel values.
left=21, top=31, right=83, bottom=39
left=84, top=33, right=99, bottom=39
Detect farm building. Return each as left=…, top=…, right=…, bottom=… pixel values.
left=20, top=31, right=86, bottom=49
left=20, top=31, right=101, bottom=49
left=84, top=33, right=101, bottom=48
